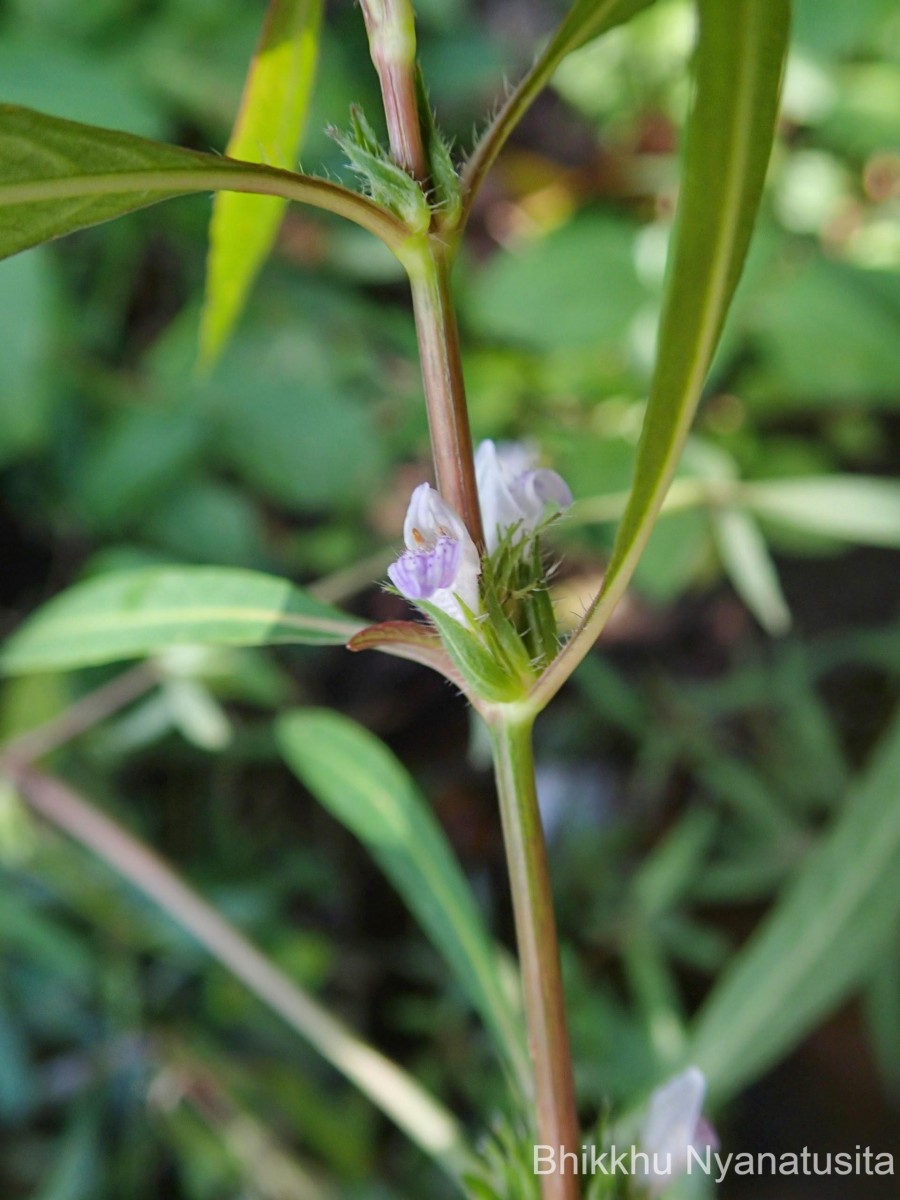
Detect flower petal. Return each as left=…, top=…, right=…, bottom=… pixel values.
left=403, top=482, right=470, bottom=551
left=642, top=1066, right=707, bottom=1161
left=390, top=484, right=482, bottom=623
left=387, top=536, right=462, bottom=600
left=475, top=439, right=572, bottom=552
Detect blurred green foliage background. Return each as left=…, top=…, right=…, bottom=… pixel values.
left=0, top=0, right=898, bottom=1196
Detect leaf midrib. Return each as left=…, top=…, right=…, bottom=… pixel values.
left=4, top=603, right=361, bottom=646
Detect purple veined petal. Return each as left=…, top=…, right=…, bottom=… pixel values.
left=390, top=483, right=483, bottom=622
left=499, top=467, right=572, bottom=537
left=388, top=536, right=462, bottom=600
left=402, top=482, right=470, bottom=552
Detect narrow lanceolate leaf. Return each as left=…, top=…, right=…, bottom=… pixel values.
left=688, top=706, right=900, bottom=1101
left=712, top=506, right=791, bottom=636
left=0, top=568, right=362, bottom=674
left=0, top=106, right=406, bottom=262
left=277, top=709, right=530, bottom=1096
left=742, top=476, right=900, bottom=548
left=597, top=0, right=789, bottom=604
left=530, top=0, right=790, bottom=709
left=200, top=0, right=323, bottom=367
left=548, top=0, right=655, bottom=57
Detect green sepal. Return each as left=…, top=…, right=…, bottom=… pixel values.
left=415, top=68, right=462, bottom=227
left=521, top=540, right=559, bottom=669
left=479, top=568, right=537, bottom=677
left=329, top=106, right=431, bottom=232
left=478, top=521, right=564, bottom=673
left=419, top=603, right=532, bottom=703
left=348, top=105, right=383, bottom=157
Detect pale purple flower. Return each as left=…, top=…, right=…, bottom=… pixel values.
left=387, top=483, right=481, bottom=622
left=475, top=439, right=573, bottom=554
left=639, top=1067, right=718, bottom=1196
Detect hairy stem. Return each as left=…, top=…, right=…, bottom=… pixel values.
left=6, top=765, right=471, bottom=1183
left=489, top=710, right=580, bottom=1200
left=406, top=241, right=485, bottom=549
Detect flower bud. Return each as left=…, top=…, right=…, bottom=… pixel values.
left=475, top=440, right=572, bottom=554
left=639, top=1067, right=718, bottom=1195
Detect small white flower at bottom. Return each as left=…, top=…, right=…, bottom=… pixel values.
left=638, top=1067, right=718, bottom=1196
left=475, top=439, right=572, bottom=554
left=387, top=483, right=481, bottom=623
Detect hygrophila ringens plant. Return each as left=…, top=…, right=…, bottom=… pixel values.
left=6, top=1, right=898, bottom=1198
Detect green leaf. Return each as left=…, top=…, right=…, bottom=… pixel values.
left=0, top=986, right=34, bottom=1119
left=711, top=506, right=791, bottom=635
left=0, top=105, right=405, bottom=262
left=688, top=706, right=900, bottom=1101
left=200, top=0, right=323, bottom=367
left=548, top=0, right=656, bottom=57
left=35, top=1108, right=102, bottom=1200
left=469, top=213, right=647, bottom=352
left=740, top=260, right=900, bottom=408
left=792, top=0, right=895, bottom=59
left=864, top=952, right=900, bottom=1100
left=0, top=567, right=362, bottom=674
left=742, top=476, right=900, bottom=548
left=530, top=0, right=790, bottom=709
left=0, top=28, right=166, bottom=140
left=143, top=480, right=268, bottom=568
left=600, top=0, right=789, bottom=611
left=0, top=250, right=57, bottom=466
left=277, top=709, right=530, bottom=1095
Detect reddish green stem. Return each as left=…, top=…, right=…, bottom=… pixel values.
left=489, top=709, right=580, bottom=1200
left=359, top=0, right=427, bottom=180
left=406, top=240, right=485, bottom=549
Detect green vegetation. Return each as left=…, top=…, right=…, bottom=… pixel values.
left=0, top=0, right=898, bottom=1196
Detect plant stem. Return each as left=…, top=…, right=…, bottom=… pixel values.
left=0, top=663, right=157, bottom=768
left=6, top=764, right=473, bottom=1185
left=359, top=0, right=427, bottom=180
left=489, top=709, right=580, bottom=1200
left=406, top=241, right=485, bottom=549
